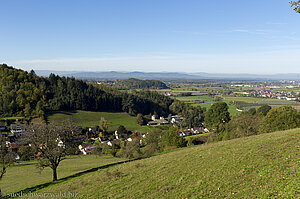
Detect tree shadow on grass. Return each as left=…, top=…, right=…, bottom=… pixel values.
left=4, top=158, right=138, bottom=198
left=44, top=110, right=78, bottom=124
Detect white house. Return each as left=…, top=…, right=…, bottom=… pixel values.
left=286, top=97, right=297, bottom=101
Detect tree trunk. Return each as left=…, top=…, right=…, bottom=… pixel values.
left=52, top=167, right=58, bottom=182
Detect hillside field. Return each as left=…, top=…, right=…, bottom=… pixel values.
left=0, top=155, right=125, bottom=194
left=34, top=128, right=299, bottom=198
left=47, top=110, right=153, bottom=132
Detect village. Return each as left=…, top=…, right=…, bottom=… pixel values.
left=1, top=115, right=209, bottom=158
left=241, top=89, right=300, bottom=101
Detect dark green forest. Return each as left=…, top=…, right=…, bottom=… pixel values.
left=0, top=64, right=204, bottom=127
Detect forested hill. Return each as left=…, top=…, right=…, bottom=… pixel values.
left=116, top=78, right=169, bottom=89
left=0, top=64, right=175, bottom=119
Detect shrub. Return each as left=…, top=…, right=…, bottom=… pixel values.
left=18, top=145, right=34, bottom=161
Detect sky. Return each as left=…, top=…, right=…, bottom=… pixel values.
left=1, top=0, right=300, bottom=74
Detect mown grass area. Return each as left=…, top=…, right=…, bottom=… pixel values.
left=47, top=110, right=153, bottom=132
left=35, top=129, right=299, bottom=198
left=1, top=155, right=125, bottom=194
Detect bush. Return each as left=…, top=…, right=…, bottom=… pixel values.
left=260, top=106, right=300, bottom=133
left=221, top=114, right=263, bottom=140
left=142, top=129, right=162, bottom=157
left=162, top=126, right=187, bottom=149
left=116, top=140, right=142, bottom=159
left=18, top=145, right=34, bottom=161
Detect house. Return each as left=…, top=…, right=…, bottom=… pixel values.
left=10, top=124, right=26, bottom=134
left=286, top=97, right=297, bottom=101
left=180, top=131, right=191, bottom=137
left=126, top=133, right=143, bottom=143
left=191, top=127, right=205, bottom=134
left=78, top=144, right=97, bottom=155
left=171, top=116, right=183, bottom=124
left=147, top=115, right=169, bottom=126
left=147, top=118, right=169, bottom=126
left=106, top=139, right=121, bottom=146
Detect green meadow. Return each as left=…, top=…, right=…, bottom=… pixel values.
left=47, top=110, right=153, bottom=132
left=1, top=155, right=125, bottom=194
left=32, top=128, right=299, bottom=198
left=175, top=95, right=241, bottom=116
left=175, top=95, right=300, bottom=116
left=223, top=96, right=299, bottom=105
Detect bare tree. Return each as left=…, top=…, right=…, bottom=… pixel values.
left=0, top=135, right=14, bottom=196
left=24, top=122, right=76, bottom=182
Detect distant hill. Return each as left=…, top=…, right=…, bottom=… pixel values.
left=36, top=70, right=300, bottom=80
left=33, top=128, right=299, bottom=198
left=35, top=70, right=200, bottom=80
left=116, top=78, right=169, bottom=89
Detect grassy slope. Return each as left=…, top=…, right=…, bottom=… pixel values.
left=1, top=155, right=124, bottom=193
left=36, top=129, right=299, bottom=198
left=47, top=110, right=153, bottom=132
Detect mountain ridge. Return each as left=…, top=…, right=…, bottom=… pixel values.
left=35, top=70, right=300, bottom=80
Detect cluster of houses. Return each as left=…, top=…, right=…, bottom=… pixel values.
left=0, top=122, right=27, bottom=160
left=147, top=115, right=183, bottom=126
left=179, top=127, right=209, bottom=137
left=1, top=116, right=209, bottom=157
left=242, top=90, right=299, bottom=101
left=78, top=115, right=209, bottom=155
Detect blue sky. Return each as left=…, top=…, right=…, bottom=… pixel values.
left=1, top=0, right=300, bottom=74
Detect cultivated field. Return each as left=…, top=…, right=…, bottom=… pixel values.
left=174, top=95, right=241, bottom=116
left=223, top=96, right=300, bottom=105
left=47, top=110, right=153, bottom=132
left=34, top=129, right=299, bottom=198
left=174, top=94, right=300, bottom=116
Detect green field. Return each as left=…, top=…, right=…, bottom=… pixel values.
left=223, top=96, right=299, bottom=106
left=1, top=155, right=124, bottom=194
left=34, top=129, right=299, bottom=198
left=175, top=95, right=241, bottom=116
left=47, top=110, right=153, bottom=132
left=175, top=95, right=300, bottom=116
left=175, top=95, right=215, bottom=102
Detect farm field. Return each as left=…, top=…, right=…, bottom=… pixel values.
left=34, top=128, right=299, bottom=198
left=223, top=96, right=300, bottom=105
left=175, top=95, right=241, bottom=116
left=174, top=94, right=300, bottom=116
left=47, top=110, right=153, bottom=132
left=1, top=155, right=125, bottom=194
